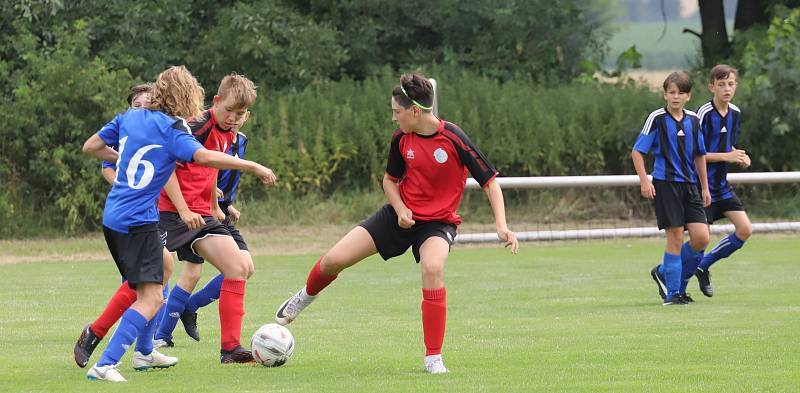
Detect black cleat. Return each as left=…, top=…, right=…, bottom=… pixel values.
left=74, top=324, right=102, bottom=368
left=220, top=345, right=255, bottom=364
left=180, top=311, right=200, bottom=341
left=662, top=296, right=688, bottom=306
left=650, top=265, right=667, bottom=300
left=695, top=267, right=714, bottom=297
left=678, top=293, right=695, bottom=303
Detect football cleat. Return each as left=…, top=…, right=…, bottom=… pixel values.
left=275, top=286, right=316, bottom=326
left=650, top=265, right=667, bottom=301
left=87, top=363, right=126, bottom=382
left=74, top=324, right=102, bottom=368
left=220, top=345, right=255, bottom=364
left=153, top=338, right=174, bottom=349
left=695, top=267, right=714, bottom=297
left=132, top=350, right=179, bottom=371
left=424, top=355, right=449, bottom=374
left=180, top=311, right=200, bottom=341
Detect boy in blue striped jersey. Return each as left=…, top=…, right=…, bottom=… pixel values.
left=631, top=71, right=711, bottom=305
left=693, top=65, right=752, bottom=297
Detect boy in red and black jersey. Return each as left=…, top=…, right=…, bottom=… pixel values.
left=155, top=74, right=276, bottom=363
left=273, top=73, right=518, bottom=374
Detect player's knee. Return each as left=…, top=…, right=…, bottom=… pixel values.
left=224, top=258, right=250, bottom=279
left=692, top=232, right=710, bottom=250
left=736, top=224, right=753, bottom=240
left=420, top=260, right=445, bottom=280
left=320, top=254, right=345, bottom=275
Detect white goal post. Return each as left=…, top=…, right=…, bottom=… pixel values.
left=459, top=172, right=800, bottom=243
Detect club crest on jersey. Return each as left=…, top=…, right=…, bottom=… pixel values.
left=677, top=130, right=685, bottom=136
left=406, top=149, right=415, bottom=159
left=720, top=126, right=727, bottom=133
left=434, top=148, right=448, bottom=163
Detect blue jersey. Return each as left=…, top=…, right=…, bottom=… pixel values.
left=98, top=109, right=203, bottom=233
left=697, top=101, right=741, bottom=202
left=217, top=132, right=248, bottom=205
left=633, top=108, right=706, bottom=183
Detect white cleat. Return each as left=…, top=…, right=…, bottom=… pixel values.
left=275, top=286, right=316, bottom=326
left=424, top=355, right=449, bottom=374
left=87, top=363, right=127, bottom=382
left=152, top=338, right=172, bottom=349
left=132, top=350, right=179, bottom=371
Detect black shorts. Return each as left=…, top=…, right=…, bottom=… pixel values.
left=653, top=180, right=707, bottom=230
left=103, top=224, right=165, bottom=289
left=705, top=193, right=745, bottom=224
left=159, top=212, right=231, bottom=264
left=359, top=204, right=457, bottom=263
left=223, top=215, right=249, bottom=251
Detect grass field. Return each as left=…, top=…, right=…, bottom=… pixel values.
left=1, top=236, right=799, bottom=392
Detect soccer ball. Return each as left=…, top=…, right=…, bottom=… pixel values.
left=251, top=323, right=295, bottom=367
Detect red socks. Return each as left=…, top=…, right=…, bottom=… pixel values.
left=91, top=282, right=137, bottom=338
left=305, top=258, right=338, bottom=296
left=421, top=287, right=447, bottom=356
left=219, top=278, right=246, bottom=351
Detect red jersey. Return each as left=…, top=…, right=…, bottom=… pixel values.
left=385, top=120, right=498, bottom=225
left=158, top=108, right=234, bottom=216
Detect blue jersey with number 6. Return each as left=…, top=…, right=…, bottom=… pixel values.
left=98, top=109, right=203, bottom=233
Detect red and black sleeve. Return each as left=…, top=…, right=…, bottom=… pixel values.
left=188, top=110, right=213, bottom=145
left=385, top=130, right=406, bottom=181
left=442, top=122, right=498, bottom=188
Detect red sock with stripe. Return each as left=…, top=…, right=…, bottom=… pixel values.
left=421, top=287, right=447, bottom=356
left=305, top=258, right=338, bottom=296
left=91, top=281, right=137, bottom=338
left=219, top=278, right=246, bottom=351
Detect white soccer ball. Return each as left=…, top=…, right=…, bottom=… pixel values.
left=251, top=323, right=295, bottom=367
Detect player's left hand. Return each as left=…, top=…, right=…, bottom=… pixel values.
left=216, top=187, right=224, bottom=199
left=701, top=188, right=711, bottom=207
left=212, top=206, right=226, bottom=221
left=227, top=205, right=241, bottom=223
left=497, top=227, right=519, bottom=254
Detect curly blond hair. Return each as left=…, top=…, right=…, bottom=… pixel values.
left=148, top=66, right=205, bottom=118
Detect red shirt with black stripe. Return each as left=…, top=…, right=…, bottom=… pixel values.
left=158, top=108, right=234, bottom=216
left=385, top=120, right=498, bottom=225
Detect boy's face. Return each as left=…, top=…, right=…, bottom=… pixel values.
left=663, top=83, right=691, bottom=112
left=213, top=95, right=249, bottom=131
left=131, top=93, right=150, bottom=109
left=708, top=73, right=737, bottom=104
left=391, top=97, right=417, bottom=133
left=232, top=111, right=251, bottom=133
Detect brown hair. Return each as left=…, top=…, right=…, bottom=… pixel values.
left=127, top=83, right=153, bottom=106
left=217, top=73, right=257, bottom=109
left=392, top=73, right=434, bottom=111
left=662, top=71, right=692, bottom=93
left=709, top=64, right=738, bottom=83
left=147, top=65, right=205, bottom=119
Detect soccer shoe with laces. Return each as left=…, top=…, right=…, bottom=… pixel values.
left=87, top=363, right=127, bottom=382
left=132, top=349, right=179, bottom=371
left=220, top=345, right=255, bottom=364
left=662, top=296, right=688, bottom=306
left=153, top=338, right=174, bottom=349
left=695, top=267, right=714, bottom=297
left=74, top=324, right=102, bottom=368
left=180, top=311, right=200, bottom=341
left=678, top=293, right=695, bottom=303
left=650, top=265, right=667, bottom=301
left=275, top=286, right=316, bottom=326
left=424, top=355, right=449, bottom=374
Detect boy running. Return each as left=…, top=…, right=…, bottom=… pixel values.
left=694, top=64, right=753, bottom=297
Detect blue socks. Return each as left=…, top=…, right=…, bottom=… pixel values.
left=155, top=285, right=191, bottom=341
left=97, top=309, right=147, bottom=366
left=186, top=274, right=223, bottom=314
left=134, top=314, right=159, bottom=355
left=699, top=233, right=745, bottom=271
left=152, top=284, right=170, bottom=333
left=680, top=242, right=704, bottom=294
left=661, top=252, right=682, bottom=299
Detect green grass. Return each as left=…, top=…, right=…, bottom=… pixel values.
left=1, top=236, right=799, bottom=392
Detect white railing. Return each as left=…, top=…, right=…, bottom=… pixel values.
left=459, top=172, right=800, bottom=243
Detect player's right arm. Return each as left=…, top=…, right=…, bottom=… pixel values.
left=631, top=150, right=654, bottom=200
left=631, top=113, right=658, bottom=200
left=163, top=170, right=205, bottom=230
left=101, top=167, right=116, bottom=185
left=383, top=131, right=414, bottom=229
left=82, top=134, right=119, bottom=163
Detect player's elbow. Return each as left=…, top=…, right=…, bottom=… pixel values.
left=192, top=149, right=211, bottom=166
